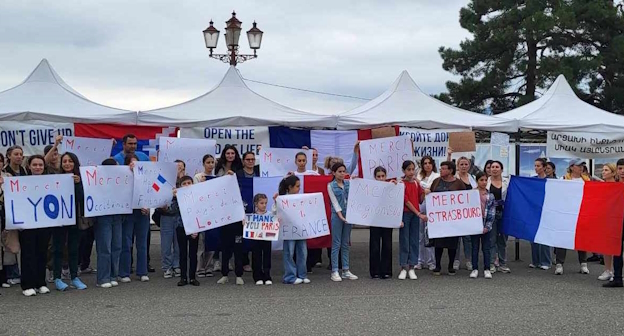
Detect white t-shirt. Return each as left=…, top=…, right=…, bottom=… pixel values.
left=294, top=170, right=320, bottom=176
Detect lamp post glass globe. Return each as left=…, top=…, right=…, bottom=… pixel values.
left=203, top=20, right=220, bottom=49
left=247, top=21, right=263, bottom=50
left=225, top=11, right=242, bottom=48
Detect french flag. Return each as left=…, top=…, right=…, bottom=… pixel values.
left=503, top=176, right=624, bottom=256
left=152, top=174, right=167, bottom=192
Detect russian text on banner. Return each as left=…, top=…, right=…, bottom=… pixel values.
left=180, top=126, right=269, bottom=157
left=259, top=148, right=313, bottom=177
left=276, top=192, right=330, bottom=240
left=80, top=166, right=134, bottom=217
left=158, top=137, right=216, bottom=176
left=502, top=176, right=624, bottom=256
left=178, top=175, right=245, bottom=235
left=547, top=131, right=624, bottom=159
left=400, top=127, right=465, bottom=163
left=132, top=161, right=177, bottom=209
left=425, top=190, right=483, bottom=238
left=243, top=213, right=280, bottom=241
left=359, top=135, right=413, bottom=180
left=4, top=174, right=76, bottom=229
left=59, top=136, right=113, bottom=166
left=345, top=178, right=404, bottom=228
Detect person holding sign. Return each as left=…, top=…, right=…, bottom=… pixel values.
left=52, top=152, right=87, bottom=291
left=215, top=145, right=243, bottom=177
left=170, top=176, right=200, bottom=287
left=453, top=157, right=477, bottom=272
left=4, top=146, right=27, bottom=177
left=486, top=161, right=511, bottom=274
left=369, top=167, right=396, bottom=279
left=398, top=161, right=428, bottom=280
left=529, top=158, right=553, bottom=271
left=192, top=154, right=216, bottom=278
left=250, top=194, right=273, bottom=285
left=469, top=172, right=496, bottom=279
left=416, top=156, right=439, bottom=271
left=429, top=161, right=466, bottom=276
left=294, top=152, right=320, bottom=176
left=193, top=154, right=216, bottom=183
left=327, top=163, right=358, bottom=282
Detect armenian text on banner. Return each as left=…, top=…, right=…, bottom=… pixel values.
left=547, top=131, right=624, bottom=159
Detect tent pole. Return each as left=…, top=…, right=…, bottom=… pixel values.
left=514, top=133, right=521, bottom=261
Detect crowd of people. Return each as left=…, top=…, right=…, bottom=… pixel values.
left=1, top=134, right=623, bottom=297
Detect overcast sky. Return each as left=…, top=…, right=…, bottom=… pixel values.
left=0, top=0, right=470, bottom=113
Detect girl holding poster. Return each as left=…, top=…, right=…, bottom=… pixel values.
left=193, top=154, right=215, bottom=278
left=251, top=194, right=273, bottom=285
left=398, top=161, right=428, bottom=281
left=486, top=161, right=511, bottom=274
left=453, top=157, right=477, bottom=272
left=369, top=167, right=395, bottom=279
left=328, top=163, right=357, bottom=282
left=171, top=176, right=200, bottom=287
left=416, top=156, right=439, bottom=271
left=470, top=172, right=496, bottom=279
left=215, top=145, right=242, bottom=177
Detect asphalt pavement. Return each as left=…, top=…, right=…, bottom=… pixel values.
left=1, top=229, right=623, bottom=336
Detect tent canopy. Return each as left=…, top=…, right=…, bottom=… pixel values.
left=336, top=71, right=517, bottom=132
left=0, top=59, right=136, bottom=124
left=137, top=66, right=337, bottom=128
left=499, top=75, right=624, bottom=133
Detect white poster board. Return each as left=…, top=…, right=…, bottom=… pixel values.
left=178, top=175, right=245, bottom=235
left=80, top=166, right=134, bottom=217
left=547, top=131, right=624, bottom=159
left=158, top=137, right=217, bottom=176
left=359, top=136, right=413, bottom=180
left=259, top=148, right=313, bottom=177
left=345, top=178, right=404, bottom=228
left=276, top=192, right=329, bottom=240
left=4, top=174, right=76, bottom=229
left=425, top=190, right=483, bottom=238
left=59, top=136, right=113, bottom=166
left=243, top=213, right=280, bottom=241
left=132, top=161, right=177, bottom=209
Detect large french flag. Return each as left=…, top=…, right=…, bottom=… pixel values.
left=503, top=176, right=624, bottom=256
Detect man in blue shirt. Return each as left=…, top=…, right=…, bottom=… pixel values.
left=113, top=134, right=150, bottom=164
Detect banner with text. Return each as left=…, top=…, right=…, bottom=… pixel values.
left=59, top=136, right=113, bottom=166
left=80, top=166, right=134, bottom=217
left=158, top=137, right=216, bottom=176
left=359, top=135, right=413, bottom=180
left=400, top=128, right=465, bottom=163
left=425, top=190, right=483, bottom=238
left=243, top=213, right=280, bottom=241
left=178, top=175, right=245, bottom=235
left=276, top=192, right=329, bottom=240
left=4, top=174, right=76, bottom=229
left=0, top=121, right=74, bottom=156
left=346, top=178, right=404, bottom=228
left=259, top=148, right=313, bottom=177
left=547, top=131, right=624, bottom=159
left=132, top=161, right=177, bottom=209
left=180, top=126, right=269, bottom=157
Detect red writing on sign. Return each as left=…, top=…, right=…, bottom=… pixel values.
left=431, top=192, right=470, bottom=207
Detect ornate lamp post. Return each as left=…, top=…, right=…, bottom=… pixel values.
left=203, top=11, right=264, bottom=66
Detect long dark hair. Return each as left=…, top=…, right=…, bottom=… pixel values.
left=418, top=156, right=437, bottom=180
left=330, top=162, right=346, bottom=181
left=60, top=152, right=81, bottom=176
left=278, top=175, right=300, bottom=196
left=215, top=145, right=242, bottom=174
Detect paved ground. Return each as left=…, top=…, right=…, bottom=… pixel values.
left=1, top=229, right=623, bottom=336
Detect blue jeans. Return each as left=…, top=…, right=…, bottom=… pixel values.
left=95, top=215, right=122, bottom=285
left=331, top=214, right=352, bottom=273
left=282, top=240, right=307, bottom=284
left=471, top=231, right=491, bottom=270
left=455, top=236, right=473, bottom=262
left=490, top=212, right=508, bottom=266
left=159, top=216, right=180, bottom=271
left=120, top=210, right=149, bottom=277
left=531, top=243, right=552, bottom=267
left=418, top=202, right=435, bottom=267
left=399, top=212, right=420, bottom=268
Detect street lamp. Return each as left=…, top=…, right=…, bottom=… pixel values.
left=203, top=11, right=264, bottom=66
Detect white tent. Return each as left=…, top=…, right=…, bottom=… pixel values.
left=137, top=66, right=337, bottom=128
left=336, top=71, right=517, bottom=132
left=0, top=59, right=137, bottom=124
left=498, top=74, right=624, bottom=133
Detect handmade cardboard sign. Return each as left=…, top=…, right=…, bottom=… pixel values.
left=359, top=135, right=413, bottom=180
left=259, top=148, right=313, bottom=177
left=276, top=192, right=329, bottom=240
left=243, top=213, right=280, bottom=241
left=132, top=161, right=177, bottom=209
left=59, top=136, right=113, bottom=166
left=346, top=178, right=404, bottom=228
left=158, top=137, right=216, bottom=176
left=80, top=166, right=134, bottom=217
left=448, top=132, right=476, bottom=153
left=425, top=190, right=483, bottom=238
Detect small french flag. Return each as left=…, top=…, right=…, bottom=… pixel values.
left=245, top=231, right=255, bottom=238
left=152, top=174, right=167, bottom=192
left=503, top=176, right=624, bottom=255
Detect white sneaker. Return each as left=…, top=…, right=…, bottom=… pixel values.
left=7, top=278, right=21, bottom=285
left=213, top=261, right=222, bottom=272
left=470, top=270, right=478, bottom=279
left=428, top=264, right=436, bottom=271
left=293, top=278, right=304, bottom=285
left=497, top=266, right=511, bottom=273
left=342, top=271, right=359, bottom=280
left=453, top=260, right=460, bottom=270
left=140, top=276, right=150, bottom=282
left=1, top=283, right=10, bottom=288
left=484, top=270, right=492, bottom=279
left=398, top=269, right=407, bottom=280
left=414, top=264, right=423, bottom=270
left=539, top=265, right=550, bottom=270
left=489, top=265, right=497, bottom=273
left=236, top=277, right=244, bottom=285
left=265, top=280, right=273, bottom=286
left=555, top=264, right=564, bottom=275
left=331, top=272, right=342, bottom=282
left=163, top=269, right=173, bottom=279
left=580, top=263, right=590, bottom=274
left=466, top=262, right=473, bottom=271
left=97, top=283, right=113, bottom=288
left=110, top=281, right=119, bottom=287
left=119, top=277, right=131, bottom=283
left=37, top=286, right=51, bottom=294
left=598, top=270, right=614, bottom=281
left=255, top=280, right=264, bottom=285
left=217, top=276, right=229, bottom=284
left=408, top=269, right=417, bottom=280
left=529, top=263, right=536, bottom=268
left=303, top=278, right=311, bottom=284
left=22, top=289, right=37, bottom=297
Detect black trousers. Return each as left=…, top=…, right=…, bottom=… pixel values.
left=435, top=248, right=457, bottom=271
left=307, top=248, right=322, bottom=272
left=53, top=225, right=80, bottom=279
left=220, top=223, right=244, bottom=277
left=79, top=226, right=95, bottom=270
left=176, top=227, right=198, bottom=281
left=19, top=228, right=52, bottom=290
left=369, top=227, right=393, bottom=277
left=252, top=240, right=272, bottom=282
